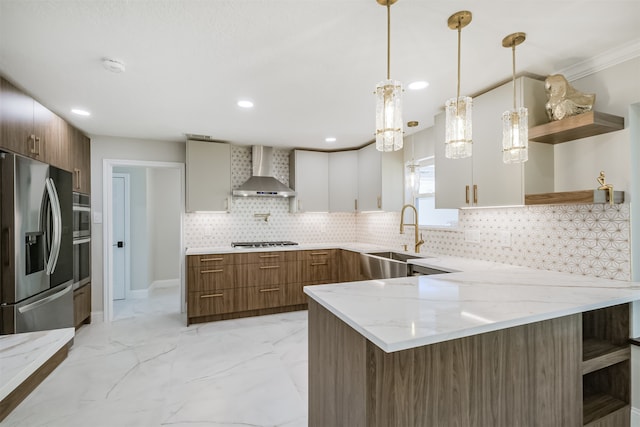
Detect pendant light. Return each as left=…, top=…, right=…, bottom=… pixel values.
left=445, top=11, right=473, bottom=159
left=406, top=121, right=420, bottom=196
left=502, top=32, right=528, bottom=164
left=375, top=0, right=403, bottom=152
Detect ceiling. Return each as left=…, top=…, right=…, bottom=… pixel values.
left=1, top=1, right=639, bottom=151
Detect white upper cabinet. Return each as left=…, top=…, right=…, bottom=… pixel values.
left=357, top=143, right=403, bottom=212
left=328, top=151, right=358, bottom=212
left=435, top=76, right=549, bottom=208
left=290, top=150, right=329, bottom=212
left=186, top=140, right=231, bottom=212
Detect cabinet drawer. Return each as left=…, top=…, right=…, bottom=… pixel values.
left=283, top=282, right=308, bottom=306
left=300, top=259, right=337, bottom=284
left=246, top=250, right=297, bottom=264
left=297, top=249, right=336, bottom=261
left=236, top=285, right=284, bottom=311
left=187, top=266, right=235, bottom=292
left=245, top=261, right=297, bottom=286
left=188, top=289, right=234, bottom=316
left=187, top=253, right=243, bottom=268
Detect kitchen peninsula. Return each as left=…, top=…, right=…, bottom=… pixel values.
left=305, top=257, right=640, bottom=427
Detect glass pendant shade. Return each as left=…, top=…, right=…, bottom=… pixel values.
left=502, top=107, right=529, bottom=163
left=445, top=96, right=473, bottom=159
left=375, top=79, right=403, bottom=152
left=406, top=162, right=420, bottom=195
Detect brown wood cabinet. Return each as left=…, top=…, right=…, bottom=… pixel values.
left=73, top=283, right=91, bottom=328
left=66, top=122, right=91, bottom=193
left=338, top=249, right=363, bottom=282
left=0, top=78, right=68, bottom=167
left=187, top=248, right=359, bottom=325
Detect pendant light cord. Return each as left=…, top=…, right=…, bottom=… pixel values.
left=456, top=22, right=461, bottom=101
left=386, top=2, right=391, bottom=80
left=512, top=44, right=516, bottom=109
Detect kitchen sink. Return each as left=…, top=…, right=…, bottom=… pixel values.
left=360, top=251, right=422, bottom=280
left=360, top=251, right=445, bottom=279
left=366, top=251, right=422, bottom=262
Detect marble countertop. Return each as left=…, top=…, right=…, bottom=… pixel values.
left=304, top=255, right=640, bottom=353
left=185, top=242, right=387, bottom=255
left=0, top=328, right=74, bottom=402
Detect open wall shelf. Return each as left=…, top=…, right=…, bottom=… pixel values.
left=529, top=111, right=624, bottom=144
left=525, top=189, right=624, bottom=206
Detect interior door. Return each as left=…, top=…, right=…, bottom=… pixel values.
left=112, top=174, right=127, bottom=300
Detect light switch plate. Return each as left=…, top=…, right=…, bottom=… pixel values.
left=464, top=229, right=480, bottom=244
left=93, top=212, right=102, bottom=224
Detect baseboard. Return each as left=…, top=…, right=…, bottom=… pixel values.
left=632, top=407, right=640, bottom=427
left=128, top=289, right=149, bottom=299
left=92, top=311, right=104, bottom=323
left=149, top=279, right=179, bottom=290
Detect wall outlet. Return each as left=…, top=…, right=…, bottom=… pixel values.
left=204, top=227, right=213, bottom=237
left=464, top=229, right=480, bottom=244
left=498, top=230, right=511, bottom=247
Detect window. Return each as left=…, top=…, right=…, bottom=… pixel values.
left=410, top=157, right=458, bottom=227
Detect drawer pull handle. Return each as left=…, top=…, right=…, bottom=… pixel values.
left=259, top=288, right=280, bottom=293
left=259, top=265, right=280, bottom=270
left=310, top=252, right=328, bottom=256
left=311, top=262, right=327, bottom=266
left=200, top=293, right=223, bottom=299
left=259, top=254, right=280, bottom=258
left=200, top=257, right=223, bottom=262
left=201, top=269, right=223, bottom=274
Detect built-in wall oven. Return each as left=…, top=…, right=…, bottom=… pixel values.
left=73, top=192, right=91, bottom=290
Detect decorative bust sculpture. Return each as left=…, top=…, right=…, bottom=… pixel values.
left=544, top=74, right=595, bottom=121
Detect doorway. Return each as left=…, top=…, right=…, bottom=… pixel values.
left=103, top=159, right=185, bottom=322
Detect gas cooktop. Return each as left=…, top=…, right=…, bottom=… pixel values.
left=231, top=241, right=299, bottom=248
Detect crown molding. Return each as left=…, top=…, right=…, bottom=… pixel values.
left=554, top=38, right=640, bottom=81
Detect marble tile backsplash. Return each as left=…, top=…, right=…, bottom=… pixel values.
left=184, top=145, right=631, bottom=280
left=356, top=204, right=631, bottom=281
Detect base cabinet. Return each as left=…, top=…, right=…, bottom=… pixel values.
left=73, top=284, right=91, bottom=328
left=187, top=248, right=352, bottom=324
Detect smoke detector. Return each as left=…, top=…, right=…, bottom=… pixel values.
left=102, top=58, right=125, bottom=73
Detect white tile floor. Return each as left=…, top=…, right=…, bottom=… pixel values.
left=4, top=286, right=309, bottom=426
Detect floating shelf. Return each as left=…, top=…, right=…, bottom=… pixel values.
left=525, top=189, right=624, bottom=205
left=582, top=338, right=630, bottom=375
left=529, top=111, right=624, bottom=144
left=583, top=393, right=629, bottom=426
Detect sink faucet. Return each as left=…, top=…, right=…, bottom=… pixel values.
left=400, top=204, right=424, bottom=253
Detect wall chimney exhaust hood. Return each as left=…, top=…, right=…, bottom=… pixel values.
left=233, top=146, right=296, bottom=197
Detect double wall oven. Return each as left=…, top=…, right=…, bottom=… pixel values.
left=72, top=192, right=91, bottom=290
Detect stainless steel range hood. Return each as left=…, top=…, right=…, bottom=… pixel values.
left=233, top=146, right=296, bottom=197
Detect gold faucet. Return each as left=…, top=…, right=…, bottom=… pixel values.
left=400, top=204, right=424, bottom=253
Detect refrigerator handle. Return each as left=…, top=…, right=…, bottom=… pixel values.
left=44, top=178, right=62, bottom=275
left=17, top=283, right=72, bottom=314
left=2, top=228, right=9, bottom=267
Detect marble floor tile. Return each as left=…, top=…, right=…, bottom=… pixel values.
left=3, top=287, right=309, bottom=427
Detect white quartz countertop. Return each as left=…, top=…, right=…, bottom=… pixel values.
left=0, top=328, right=74, bottom=402
left=304, top=255, right=640, bottom=353
left=185, top=242, right=387, bottom=255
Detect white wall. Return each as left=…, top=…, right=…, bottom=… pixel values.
left=149, top=167, right=181, bottom=283
left=555, top=57, right=640, bottom=193
left=90, top=136, right=185, bottom=312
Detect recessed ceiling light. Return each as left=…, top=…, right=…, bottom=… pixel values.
left=408, top=81, right=429, bottom=90
left=102, top=58, right=125, bottom=73
left=325, top=137, right=337, bottom=143
left=237, top=100, right=254, bottom=108
left=71, top=108, right=91, bottom=116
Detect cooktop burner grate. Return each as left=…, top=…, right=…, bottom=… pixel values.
left=231, top=241, right=299, bottom=248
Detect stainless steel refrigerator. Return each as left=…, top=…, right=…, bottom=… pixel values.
left=0, top=151, right=74, bottom=334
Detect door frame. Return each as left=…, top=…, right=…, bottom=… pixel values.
left=111, top=172, right=131, bottom=301
left=103, top=159, right=186, bottom=322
